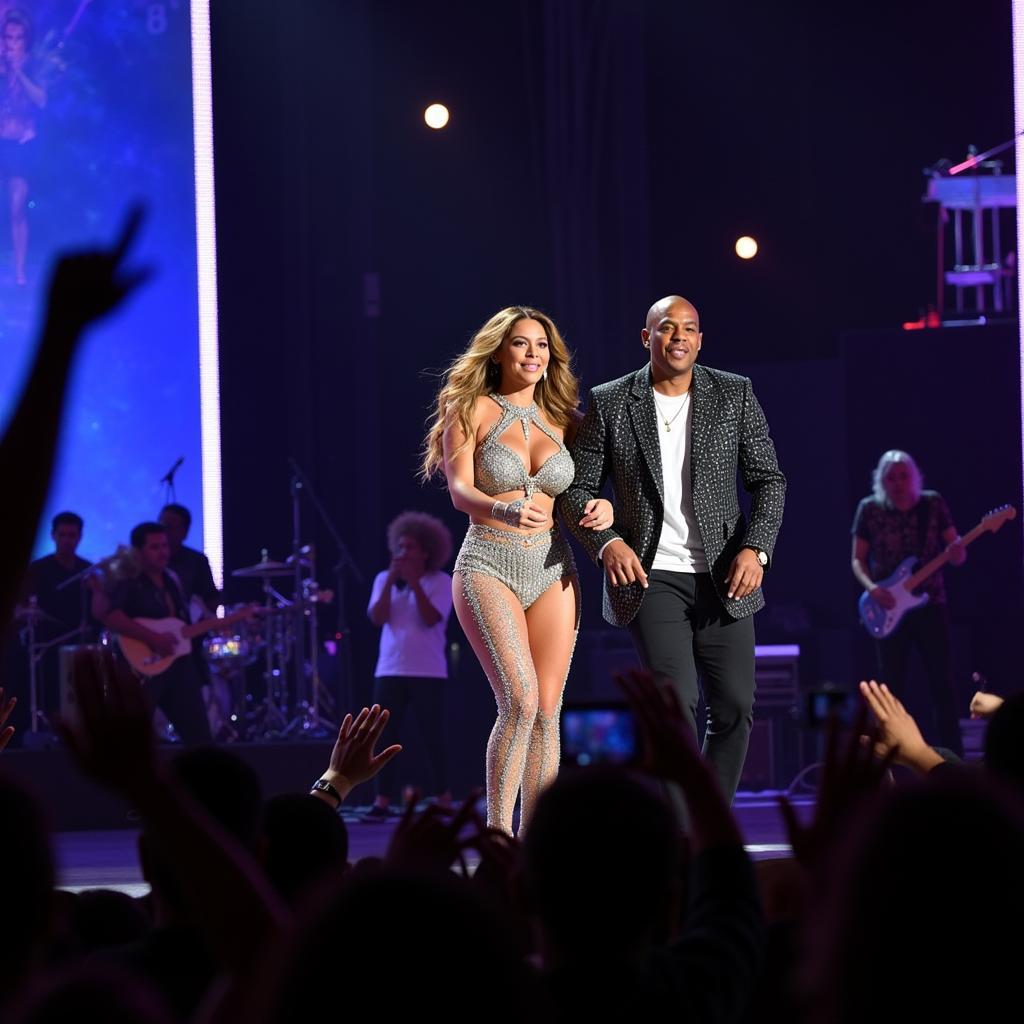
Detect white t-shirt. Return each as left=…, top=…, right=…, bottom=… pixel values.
left=369, top=569, right=453, bottom=678
left=650, top=389, right=708, bottom=573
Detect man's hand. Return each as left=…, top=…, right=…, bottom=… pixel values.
left=947, top=536, right=967, bottom=567
left=390, top=556, right=421, bottom=585
left=602, top=540, right=648, bottom=589
left=725, top=548, right=763, bottom=600
left=869, top=585, right=896, bottom=610
left=147, top=631, right=177, bottom=658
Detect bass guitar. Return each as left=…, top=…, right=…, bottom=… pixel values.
left=859, top=504, right=1016, bottom=639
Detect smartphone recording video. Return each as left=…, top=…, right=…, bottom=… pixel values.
left=561, top=704, right=637, bottom=767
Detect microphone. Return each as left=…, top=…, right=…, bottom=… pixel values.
left=160, top=456, right=184, bottom=485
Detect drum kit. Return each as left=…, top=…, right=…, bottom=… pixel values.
left=205, top=545, right=338, bottom=741
left=16, top=460, right=356, bottom=745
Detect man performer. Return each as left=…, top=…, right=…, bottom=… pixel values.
left=93, top=521, right=211, bottom=744
left=562, top=295, right=786, bottom=809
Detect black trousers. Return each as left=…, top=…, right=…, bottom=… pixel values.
left=372, top=675, right=447, bottom=800
left=875, top=602, right=961, bottom=755
left=628, top=570, right=755, bottom=808
left=145, top=656, right=212, bottom=746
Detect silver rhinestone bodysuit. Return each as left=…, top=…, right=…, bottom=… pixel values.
left=454, top=393, right=580, bottom=836
left=474, top=393, right=575, bottom=501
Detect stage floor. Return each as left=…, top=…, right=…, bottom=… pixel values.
left=54, top=792, right=810, bottom=896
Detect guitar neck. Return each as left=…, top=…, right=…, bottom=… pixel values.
left=183, top=610, right=246, bottom=639
left=905, top=518, right=987, bottom=591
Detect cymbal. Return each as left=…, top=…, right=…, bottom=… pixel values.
left=231, top=560, right=295, bottom=578
left=14, top=603, right=58, bottom=623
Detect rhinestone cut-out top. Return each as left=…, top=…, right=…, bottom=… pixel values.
left=474, top=393, right=575, bottom=499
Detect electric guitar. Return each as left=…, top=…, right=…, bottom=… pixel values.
left=117, top=605, right=260, bottom=677
left=859, top=504, right=1016, bottom=639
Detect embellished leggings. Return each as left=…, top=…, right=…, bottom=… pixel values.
left=454, top=524, right=579, bottom=835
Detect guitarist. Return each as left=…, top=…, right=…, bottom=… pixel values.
left=851, top=449, right=965, bottom=753
left=93, top=521, right=211, bottom=744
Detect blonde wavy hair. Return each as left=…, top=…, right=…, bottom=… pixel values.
left=421, top=306, right=579, bottom=481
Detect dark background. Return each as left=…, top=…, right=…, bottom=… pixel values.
left=209, top=0, right=1020, bottom=787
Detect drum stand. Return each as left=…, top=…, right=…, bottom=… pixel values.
left=20, top=601, right=85, bottom=734
left=248, top=570, right=292, bottom=738
left=282, top=469, right=336, bottom=738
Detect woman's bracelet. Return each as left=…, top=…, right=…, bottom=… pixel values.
left=491, top=498, right=525, bottom=526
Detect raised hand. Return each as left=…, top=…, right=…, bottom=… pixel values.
left=616, top=669, right=703, bottom=783
left=969, top=691, right=1004, bottom=720
left=57, top=649, right=159, bottom=799
left=858, top=680, right=944, bottom=774
left=387, top=790, right=481, bottom=874
left=320, top=705, right=402, bottom=801
left=617, top=669, right=741, bottom=850
left=45, top=205, right=152, bottom=341
left=459, top=810, right=521, bottom=901
left=778, top=704, right=895, bottom=872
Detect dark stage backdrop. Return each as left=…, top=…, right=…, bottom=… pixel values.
left=209, top=1, right=1019, bottom=788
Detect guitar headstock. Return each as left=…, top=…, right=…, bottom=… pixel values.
left=983, top=504, right=1017, bottom=532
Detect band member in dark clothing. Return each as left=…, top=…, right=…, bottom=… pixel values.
left=24, top=511, right=92, bottom=636
left=18, top=511, right=94, bottom=727
left=94, top=522, right=211, bottom=745
left=159, top=504, right=219, bottom=613
left=851, top=449, right=965, bottom=754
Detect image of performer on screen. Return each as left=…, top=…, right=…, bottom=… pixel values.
left=0, top=7, right=46, bottom=286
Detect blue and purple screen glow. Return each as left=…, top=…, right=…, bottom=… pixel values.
left=0, top=0, right=209, bottom=566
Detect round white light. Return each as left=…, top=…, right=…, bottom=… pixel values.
left=424, top=103, right=450, bottom=129
left=735, top=235, right=758, bottom=259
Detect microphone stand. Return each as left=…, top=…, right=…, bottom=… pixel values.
left=281, top=471, right=328, bottom=737
left=160, top=456, right=184, bottom=506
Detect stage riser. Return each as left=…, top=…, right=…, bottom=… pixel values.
left=0, top=741, right=335, bottom=832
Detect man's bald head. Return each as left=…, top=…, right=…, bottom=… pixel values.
left=645, top=295, right=700, bottom=332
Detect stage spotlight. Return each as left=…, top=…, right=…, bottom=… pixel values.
left=735, top=236, right=758, bottom=259
left=424, top=103, right=450, bottom=129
